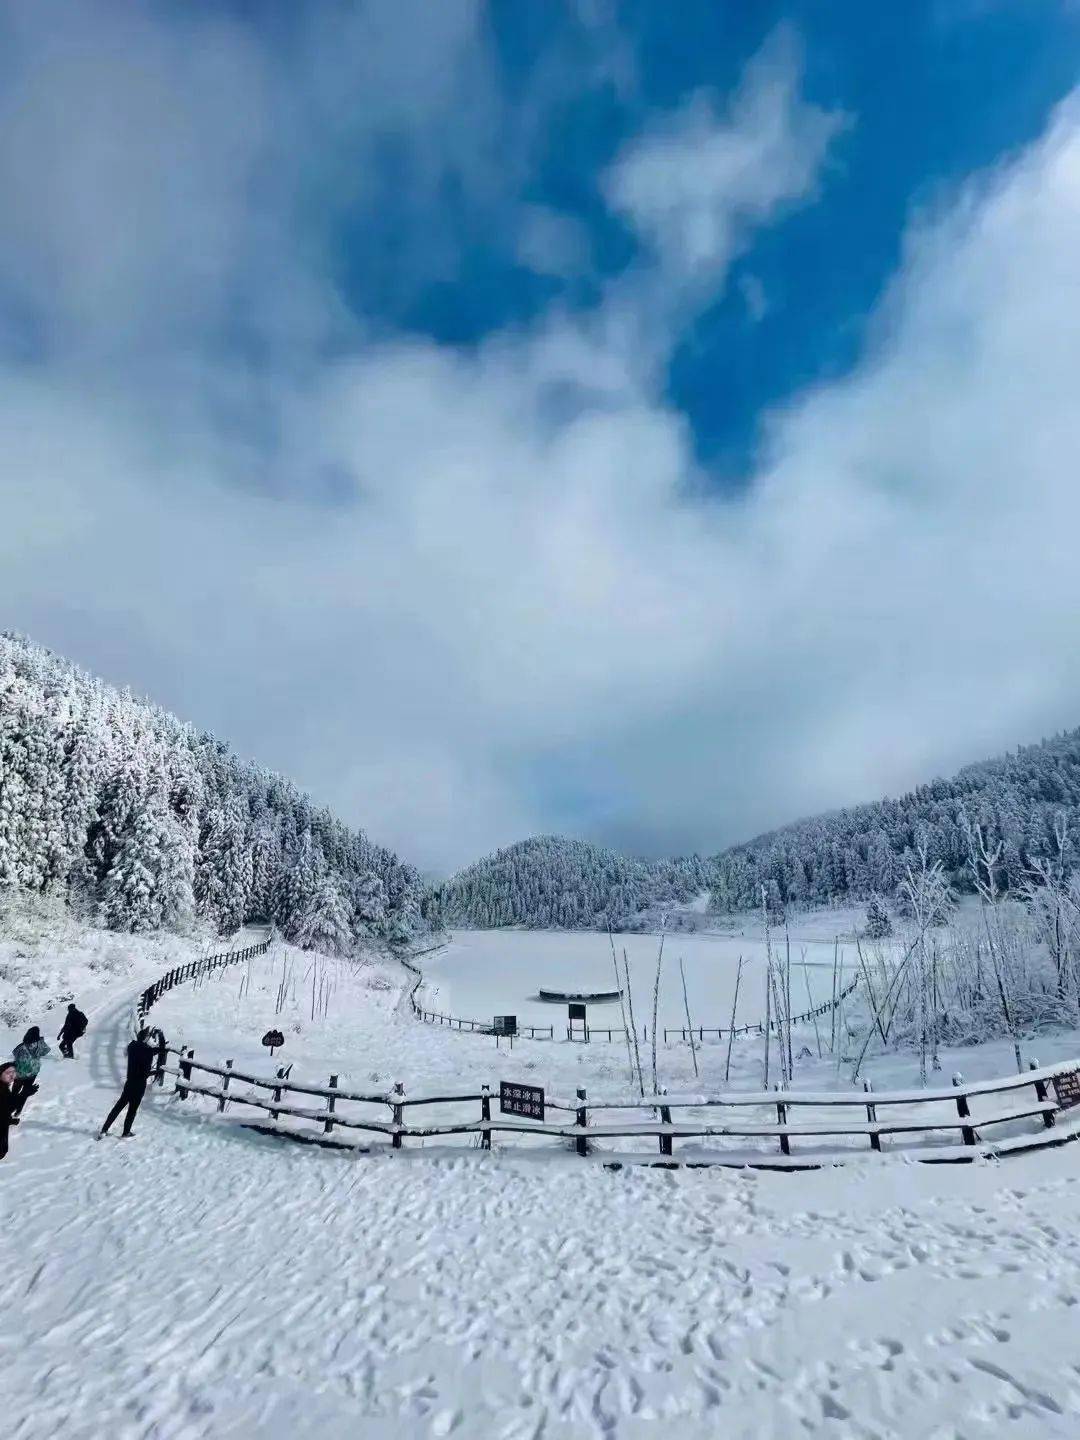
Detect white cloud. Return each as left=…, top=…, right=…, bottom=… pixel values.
left=516, top=205, right=591, bottom=277
left=3, top=10, right=1080, bottom=875
left=603, top=28, right=848, bottom=295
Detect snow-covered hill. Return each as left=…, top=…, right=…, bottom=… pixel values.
left=427, top=834, right=712, bottom=931
left=0, top=631, right=425, bottom=953
left=431, top=728, right=1080, bottom=931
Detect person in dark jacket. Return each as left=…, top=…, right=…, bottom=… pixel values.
left=1, top=1060, right=19, bottom=1160
left=99, top=1028, right=157, bottom=1138
left=58, top=1003, right=88, bottom=1059
left=12, top=1027, right=50, bottom=1115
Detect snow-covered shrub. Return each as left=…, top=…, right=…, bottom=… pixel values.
left=865, top=897, right=892, bottom=939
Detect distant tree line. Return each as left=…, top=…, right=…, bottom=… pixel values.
left=0, top=633, right=424, bottom=952
left=424, top=835, right=711, bottom=931
left=710, top=729, right=1080, bottom=914
left=428, top=732, right=1080, bottom=930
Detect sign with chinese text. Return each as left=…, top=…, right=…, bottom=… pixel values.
left=1053, top=1069, right=1080, bottom=1110
left=499, top=1080, right=544, bottom=1121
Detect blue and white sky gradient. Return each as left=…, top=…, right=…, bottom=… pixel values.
left=3, top=1, right=1080, bottom=872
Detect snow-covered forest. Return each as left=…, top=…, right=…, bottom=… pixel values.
left=0, top=633, right=424, bottom=951
left=425, top=835, right=712, bottom=931
left=433, top=731, right=1080, bottom=931
left=710, top=729, right=1080, bottom=913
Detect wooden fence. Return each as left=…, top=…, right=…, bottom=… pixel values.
left=160, top=1046, right=1080, bottom=1167
left=137, top=935, right=272, bottom=1020
left=408, top=970, right=859, bottom=1044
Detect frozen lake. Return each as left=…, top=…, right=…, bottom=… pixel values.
left=421, top=928, right=857, bottom=1032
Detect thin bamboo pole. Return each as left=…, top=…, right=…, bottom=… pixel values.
left=801, top=950, right=822, bottom=1059
left=609, top=926, right=635, bottom=1088
left=623, top=950, right=645, bottom=1098
left=724, top=955, right=743, bottom=1084
left=679, top=957, right=699, bottom=1079
left=650, top=925, right=666, bottom=1096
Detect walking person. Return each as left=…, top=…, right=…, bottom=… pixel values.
left=57, top=1003, right=88, bottom=1059
left=11, top=1027, right=50, bottom=1116
left=99, top=1028, right=156, bottom=1139
left=1, top=1061, right=19, bottom=1160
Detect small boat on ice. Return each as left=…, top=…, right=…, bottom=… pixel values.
left=537, top=987, right=622, bottom=1004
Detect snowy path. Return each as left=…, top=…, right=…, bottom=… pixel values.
left=4, top=964, right=1080, bottom=1436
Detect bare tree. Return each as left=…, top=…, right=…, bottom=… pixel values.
left=962, top=816, right=1022, bottom=1073
left=1022, top=815, right=1077, bottom=1010
left=898, top=841, right=953, bottom=1086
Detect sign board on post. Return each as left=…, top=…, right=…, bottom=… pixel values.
left=500, top=1080, right=544, bottom=1121
left=1053, top=1069, right=1080, bottom=1109
left=567, top=1001, right=588, bottom=1042
left=262, top=1028, right=285, bottom=1056
left=493, top=1015, right=517, bottom=1036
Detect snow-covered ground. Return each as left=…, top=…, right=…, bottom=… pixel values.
left=0, top=889, right=222, bottom=1031
left=4, top=920, right=1080, bottom=1437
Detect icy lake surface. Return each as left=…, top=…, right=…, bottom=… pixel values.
left=422, top=928, right=857, bottom=1030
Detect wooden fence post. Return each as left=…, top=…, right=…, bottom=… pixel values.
left=575, top=1087, right=588, bottom=1157
left=952, top=1072, right=975, bottom=1145
left=481, top=1083, right=491, bottom=1150
left=324, top=1074, right=338, bottom=1134
left=218, top=1059, right=233, bottom=1112
left=392, top=1082, right=405, bottom=1149
left=1029, top=1058, right=1055, bottom=1127
left=775, top=1084, right=790, bottom=1156
left=659, top=1086, right=673, bottom=1157
left=864, top=1079, right=880, bottom=1151
left=271, top=1067, right=284, bottom=1122
left=178, top=1048, right=193, bottom=1100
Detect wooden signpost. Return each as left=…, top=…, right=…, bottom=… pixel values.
left=261, top=1028, right=285, bottom=1057
left=499, top=1080, right=544, bottom=1122
left=493, top=1015, right=517, bottom=1050
left=568, top=1001, right=588, bottom=1042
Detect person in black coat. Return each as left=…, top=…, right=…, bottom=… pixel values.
left=0, top=1060, right=19, bottom=1160
left=99, top=1027, right=158, bottom=1138
left=58, top=1003, right=88, bottom=1059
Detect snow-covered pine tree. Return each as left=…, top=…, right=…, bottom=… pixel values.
left=865, top=896, right=892, bottom=939
left=293, top=874, right=353, bottom=955
left=99, top=806, right=166, bottom=932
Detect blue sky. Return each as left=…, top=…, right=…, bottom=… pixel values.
left=330, top=1, right=1080, bottom=467
left=4, top=0, right=1080, bottom=871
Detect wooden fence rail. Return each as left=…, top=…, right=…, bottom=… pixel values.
left=161, top=1046, right=1080, bottom=1167
left=407, top=971, right=859, bottom=1045
left=137, top=935, right=272, bottom=1021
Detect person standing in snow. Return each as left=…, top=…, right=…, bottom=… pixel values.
left=98, top=1028, right=156, bottom=1139
left=0, top=1060, right=19, bottom=1160
left=57, top=1003, right=88, bottom=1059
left=11, top=1027, right=50, bottom=1115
